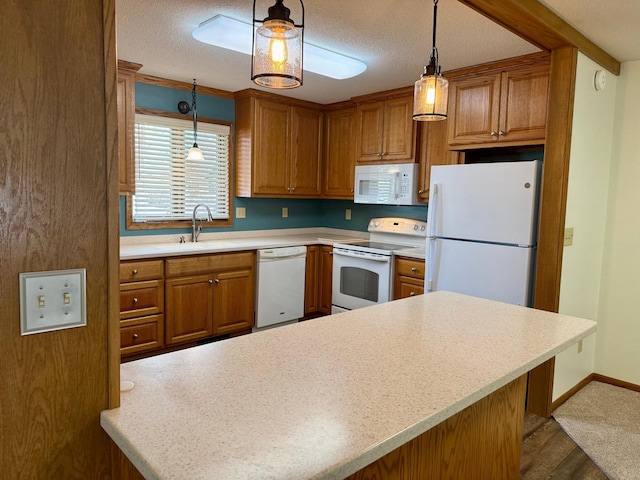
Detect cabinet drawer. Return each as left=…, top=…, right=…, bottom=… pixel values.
left=393, top=276, right=425, bottom=300
left=120, top=259, right=164, bottom=282
left=395, top=257, right=425, bottom=279
left=120, top=280, right=164, bottom=319
left=165, top=251, right=255, bottom=277
left=120, top=315, right=164, bottom=355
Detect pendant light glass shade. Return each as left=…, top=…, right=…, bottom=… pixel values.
left=413, top=73, right=448, bottom=121
left=413, top=0, right=448, bottom=121
left=186, top=145, right=205, bottom=161
left=252, top=0, right=304, bottom=89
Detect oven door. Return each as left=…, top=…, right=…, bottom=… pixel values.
left=332, top=247, right=392, bottom=311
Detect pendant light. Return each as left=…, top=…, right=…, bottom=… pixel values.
left=177, top=79, right=205, bottom=161
left=251, top=0, right=304, bottom=89
left=413, top=0, right=448, bottom=121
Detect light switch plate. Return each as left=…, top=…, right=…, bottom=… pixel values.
left=19, top=268, right=87, bottom=335
left=236, top=207, right=246, bottom=219
left=564, top=227, right=574, bottom=246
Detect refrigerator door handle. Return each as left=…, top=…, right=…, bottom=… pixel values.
left=427, top=237, right=435, bottom=292
left=427, top=183, right=440, bottom=239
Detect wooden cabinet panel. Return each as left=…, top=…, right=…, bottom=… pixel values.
left=447, top=62, right=549, bottom=148
left=117, top=60, right=142, bottom=195
left=393, top=256, right=425, bottom=300
left=165, top=252, right=254, bottom=277
left=499, top=65, right=549, bottom=142
left=304, top=245, right=320, bottom=314
left=323, top=107, right=356, bottom=199
left=448, top=74, right=502, bottom=145
left=165, top=274, right=214, bottom=345
left=119, top=280, right=163, bottom=320
left=120, top=259, right=164, bottom=282
left=291, top=106, right=322, bottom=196
left=253, top=99, right=291, bottom=195
left=235, top=92, right=323, bottom=198
left=356, top=94, right=416, bottom=164
left=383, top=96, right=416, bottom=162
left=212, top=268, right=255, bottom=335
left=319, top=246, right=333, bottom=314
left=120, top=315, right=164, bottom=355
left=417, top=120, right=460, bottom=202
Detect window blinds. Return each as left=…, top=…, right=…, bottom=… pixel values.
left=133, top=114, right=230, bottom=222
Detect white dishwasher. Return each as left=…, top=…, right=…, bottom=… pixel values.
left=255, top=246, right=306, bottom=329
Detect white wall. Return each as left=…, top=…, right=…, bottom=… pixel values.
left=553, top=53, right=617, bottom=401
left=594, top=60, right=640, bottom=384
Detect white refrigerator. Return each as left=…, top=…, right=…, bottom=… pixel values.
left=426, top=160, right=542, bottom=306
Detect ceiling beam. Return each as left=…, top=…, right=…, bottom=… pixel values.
left=458, top=0, right=621, bottom=75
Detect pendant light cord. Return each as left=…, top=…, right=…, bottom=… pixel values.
left=191, top=79, right=198, bottom=147
left=430, top=0, right=440, bottom=74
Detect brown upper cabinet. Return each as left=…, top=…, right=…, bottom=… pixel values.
left=235, top=90, right=323, bottom=197
left=323, top=105, right=357, bottom=199
left=447, top=62, right=550, bottom=148
left=117, top=60, right=142, bottom=195
left=417, top=120, right=460, bottom=202
left=354, top=89, right=417, bottom=164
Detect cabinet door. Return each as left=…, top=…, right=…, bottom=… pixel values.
left=393, top=276, right=424, bottom=300
left=304, top=245, right=320, bottom=314
left=117, top=69, right=136, bottom=195
left=383, top=96, right=416, bottom=162
left=212, top=268, right=255, bottom=335
left=165, top=274, right=213, bottom=345
left=355, top=101, right=385, bottom=162
left=253, top=99, right=291, bottom=195
left=291, top=106, right=322, bottom=196
left=447, top=74, right=501, bottom=145
left=499, top=65, right=549, bottom=143
left=323, top=108, right=356, bottom=198
left=319, top=246, right=333, bottom=314
left=417, top=120, right=460, bottom=202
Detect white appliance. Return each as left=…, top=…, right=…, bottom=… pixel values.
left=426, top=160, right=542, bottom=306
left=354, top=163, right=423, bottom=205
left=332, top=218, right=427, bottom=313
left=255, top=246, right=306, bottom=329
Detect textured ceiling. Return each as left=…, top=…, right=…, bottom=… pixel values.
left=115, top=0, right=640, bottom=104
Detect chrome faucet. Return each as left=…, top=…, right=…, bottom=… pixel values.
left=192, top=204, right=213, bottom=242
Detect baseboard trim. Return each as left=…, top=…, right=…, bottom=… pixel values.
left=551, top=373, right=640, bottom=413
left=551, top=373, right=593, bottom=412
left=592, top=373, right=640, bottom=393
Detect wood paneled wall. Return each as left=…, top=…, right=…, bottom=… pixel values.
left=0, top=0, right=115, bottom=477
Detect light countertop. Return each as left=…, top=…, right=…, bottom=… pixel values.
left=120, top=228, right=369, bottom=260
left=101, top=291, right=596, bottom=480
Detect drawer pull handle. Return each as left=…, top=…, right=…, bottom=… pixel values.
left=208, top=279, right=213, bottom=285
left=214, top=278, right=220, bottom=284
left=411, top=267, right=417, bottom=272
left=132, top=333, right=139, bottom=340
left=132, top=269, right=138, bottom=275
left=410, top=292, right=416, bottom=296
left=132, top=297, right=138, bottom=304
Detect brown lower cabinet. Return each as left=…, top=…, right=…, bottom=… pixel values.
left=393, top=256, right=425, bottom=300
left=304, top=245, right=333, bottom=316
left=164, top=251, right=255, bottom=346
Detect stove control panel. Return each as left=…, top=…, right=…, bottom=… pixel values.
left=368, top=217, right=427, bottom=237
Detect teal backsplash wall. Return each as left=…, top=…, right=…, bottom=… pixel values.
left=120, top=81, right=427, bottom=237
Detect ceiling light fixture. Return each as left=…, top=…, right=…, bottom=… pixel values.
left=413, top=0, right=448, bottom=121
left=177, top=79, right=205, bottom=161
left=192, top=15, right=367, bottom=81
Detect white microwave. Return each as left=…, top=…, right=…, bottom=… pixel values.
left=354, top=163, right=424, bottom=205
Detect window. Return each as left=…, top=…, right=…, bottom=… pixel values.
left=126, top=113, right=231, bottom=228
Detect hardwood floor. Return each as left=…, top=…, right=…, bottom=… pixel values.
left=521, top=413, right=608, bottom=479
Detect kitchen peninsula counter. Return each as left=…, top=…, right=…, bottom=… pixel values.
left=101, top=292, right=596, bottom=479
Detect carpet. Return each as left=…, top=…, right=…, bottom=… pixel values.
left=553, top=381, right=640, bottom=480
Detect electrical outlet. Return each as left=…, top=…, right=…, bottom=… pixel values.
left=345, top=209, right=352, bottom=220
left=564, top=227, right=574, bottom=246
left=282, top=207, right=288, bottom=218
left=236, top=207, right=246, bottom=219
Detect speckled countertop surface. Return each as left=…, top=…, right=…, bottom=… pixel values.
left=101, top=291, right=596, bottom=480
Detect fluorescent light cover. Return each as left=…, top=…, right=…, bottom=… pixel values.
left=192, top=15, right=367, bottom=80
